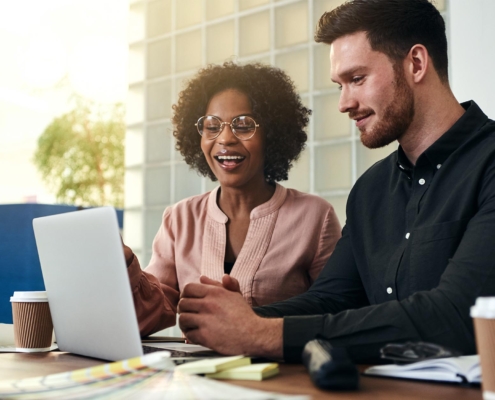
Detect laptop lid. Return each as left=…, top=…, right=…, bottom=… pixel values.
left=33, top=206, right=143, bottom=361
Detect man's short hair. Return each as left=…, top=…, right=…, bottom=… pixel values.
left=315, top=0, right=448, bottom=83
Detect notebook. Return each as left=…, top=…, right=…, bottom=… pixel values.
left=364, top=355, right=481, bottom=384
left=32, top=206, right=216, bottom=361
left=206, top=363, right=280, bottom=381
left=175, top=355, right=250, bottom=374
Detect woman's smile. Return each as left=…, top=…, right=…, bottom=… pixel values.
left=214, top=150, right=246, bottom=170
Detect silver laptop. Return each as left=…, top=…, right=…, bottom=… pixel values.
left=32, top=206, right=214, bottom=361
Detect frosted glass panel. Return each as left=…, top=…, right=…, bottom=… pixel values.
left=126, top=86, right=144, bottom=125
left=174, top=163, right=203, bottom=201
left=176, top=0, right=202, bottom=29
left=283, top=148, right=310, bottom=192
left=314, top=44, right=339, bottom=90
left=356, top=141, right=398, bottom=176
left=146, top=80, right=172, bottom=120
left=125, top=169, right=144, bottom=207
left=206, top=0, right=235, bottom=20
left=129, top=3, right=145, bottom=43
left=314, top=94, right=351, bottom=139
left=174, top=143, right=185, bottom=166
left=123, top=210, right=143, bottom=251
left=435, top=0, right=446, bottom=11
left=176, top=30, right=202, bottom=72
left=207, top=21, right=235, bottom=64
left=147, top=0, right=171, bottom=38
left=315, top=143, right=352, bottom=191
left=244, top=56, right=270, bottom=65
left=129, top=45, right=144, bottom=84
left=142, top=251, right=152, bottom=268
left=146, top=123, right=172, bottom=163
left=145, top=166, right=171, bottom=205
left=323, top=195, right=347, bottom=228
left=174, top=73, right=195, bottom=99
left=125, top=128, right=144, bottom=166
left=275, top=1, right=308, bottom=48
left=240, top=11, right=270, bottom=56
left=313, top=0, right=345, bottom=25
left=147, top=39, right=171, bottom=79
left=145, top=209, right=165, bottom=252
left=275, top=49, right=309, bottom=92
left=239, top=0, right=269, bottom=10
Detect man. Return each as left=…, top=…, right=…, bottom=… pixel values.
left=178, top=0, right=495, bottom=363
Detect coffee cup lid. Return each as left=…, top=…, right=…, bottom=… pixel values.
left=470, top=297, right=495, bottom=318
left=10, top=291, right=48, bottom=303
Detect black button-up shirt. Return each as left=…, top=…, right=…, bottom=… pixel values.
left=256, top=101, right=495, bottom=363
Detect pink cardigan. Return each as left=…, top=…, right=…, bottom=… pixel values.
left=128, top=183, right=342, bottom=336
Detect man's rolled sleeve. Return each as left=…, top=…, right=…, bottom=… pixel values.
left=283, top=315, right=325, bottom=362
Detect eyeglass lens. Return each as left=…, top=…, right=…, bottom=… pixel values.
left=198, top=116, right=257, bottom=140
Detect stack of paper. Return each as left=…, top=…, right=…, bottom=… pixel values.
left=175, top=355, right=251, bottom=374
left=176, top=356, right=279, bottom=381
left=206, top=363, right=279, bottom=381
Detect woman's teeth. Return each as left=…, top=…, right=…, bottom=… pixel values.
left=215, top=155, right=246, bottom=166
left=217, top=156, right=244, bottom=160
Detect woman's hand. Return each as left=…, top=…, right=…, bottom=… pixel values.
left=121, top=237, right=135, bottom=267
left=199, top=275, right=241, bottom=294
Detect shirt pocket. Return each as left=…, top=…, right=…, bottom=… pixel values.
left=409, top=219, right=469, bottom=290
left=411, top=219, right=468, bottom=244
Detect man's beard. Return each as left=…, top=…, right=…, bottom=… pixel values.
left=354, top=64, right=415, bottom=149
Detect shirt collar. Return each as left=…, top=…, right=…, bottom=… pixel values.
left=396, top=100, right=489, bottom=174
left=207, top=182, right=288, bottom=223
left=396, top=146, right=414, bottom=178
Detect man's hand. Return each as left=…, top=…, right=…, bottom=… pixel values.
left=178, top=282, right=283, bottom=359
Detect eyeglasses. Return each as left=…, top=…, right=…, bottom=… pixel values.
left=195, top=115, right=259, bottom=141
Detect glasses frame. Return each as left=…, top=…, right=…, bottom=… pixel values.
left=195, top=115, right=259, bottom=141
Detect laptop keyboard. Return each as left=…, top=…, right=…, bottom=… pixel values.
left=142, top=345, right=218, bottom=365
left=142, top=345, right=206, bottom=358
left=143, top=344, right=174, bottom=355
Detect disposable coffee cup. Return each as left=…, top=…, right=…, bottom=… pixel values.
left=10, top=291, right=53, bottom=352
left=471, top=297, right=495, bottom=400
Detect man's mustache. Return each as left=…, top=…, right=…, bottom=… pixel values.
left=348, top=109, right=374, bottom=120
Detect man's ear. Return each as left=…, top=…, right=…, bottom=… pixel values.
left=406, top=44, right=429, bottom=83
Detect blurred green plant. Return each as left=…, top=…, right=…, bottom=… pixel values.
left=33, top=100, right=125, bottom=208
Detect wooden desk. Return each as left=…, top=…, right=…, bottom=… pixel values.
left=0, top=352, right=482, bottom=400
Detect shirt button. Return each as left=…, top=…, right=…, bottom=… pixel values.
left=419, top=178, right=426, bottom=185
left=387, top=287, right=393, bottom=294
left=437, top=164, right=442, bottom=169
left=405, top=232, right=410, bottom=239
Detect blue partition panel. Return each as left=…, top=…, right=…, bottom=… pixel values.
left=0, top=204, right=123, bottom=323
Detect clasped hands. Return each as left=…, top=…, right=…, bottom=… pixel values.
left=178, top=275, right=282, bottom=359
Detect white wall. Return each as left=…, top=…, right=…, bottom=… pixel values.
left=449, top=0, right=495, bottom=119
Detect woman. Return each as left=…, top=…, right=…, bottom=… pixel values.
left=125, top=62, right=341, bottom=336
